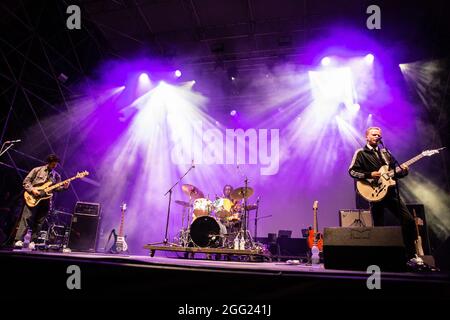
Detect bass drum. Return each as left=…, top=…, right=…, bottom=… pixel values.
left=190, top=216, right=227, bottom=248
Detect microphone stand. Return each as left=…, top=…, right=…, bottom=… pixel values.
left=149, top=164, right=195, bottom=247
left=0, top=142, right=16, bottom=158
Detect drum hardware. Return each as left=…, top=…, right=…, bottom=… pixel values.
left=181, top=184, right=204, bottom=200
left=175, top=200, right=190, bottom=207
left=254, top=197, right=260, bottom=240
left=149, top=164, right=196, bottom=247
left=231, top=177, right=255, bottom=250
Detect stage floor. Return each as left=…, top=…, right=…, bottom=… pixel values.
left=0, top=249, right=449, bottom=301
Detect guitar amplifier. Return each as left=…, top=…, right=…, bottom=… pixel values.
left=339, top=209, right=373, bottom=227
left=74, top=201, right=101, bottom=216
left=68, top=202, right=101, bottom=252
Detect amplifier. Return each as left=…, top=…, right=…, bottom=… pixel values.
left=339, top=209, right=373, bottom=227
left=68, top=202, right=101, bottom=252
left=74, top=201, right=101, bottom=216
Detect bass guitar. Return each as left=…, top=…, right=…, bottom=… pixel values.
left=24, top=171, right=89, bottom=207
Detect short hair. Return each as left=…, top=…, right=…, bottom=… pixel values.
left=365, top=127, right=381, bottom=136
left=46, top=154, right=60, bottom=164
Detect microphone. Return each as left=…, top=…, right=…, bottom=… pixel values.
left=5, top=139, right=21, bottom=143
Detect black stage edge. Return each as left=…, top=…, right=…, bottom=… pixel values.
left=1, top=249, right=449, bottom=303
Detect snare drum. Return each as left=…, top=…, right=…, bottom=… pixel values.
left=193, top=198, right=212, bottom=218
left=189, top=216, right=227, bottom=247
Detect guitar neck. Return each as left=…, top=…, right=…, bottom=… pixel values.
left=118, top=209, right=125, bottom=237
left=389, top=153, right=424, bottom=176
left=46, top=176, right=77, bottom=191
left=401, top=154, right=425, bottom=169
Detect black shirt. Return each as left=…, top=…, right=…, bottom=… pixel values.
left=348, top=145, right=408, bottom=180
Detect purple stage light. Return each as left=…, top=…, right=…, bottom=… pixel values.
left=230, top=110, right=237, bottom=116
left=139, top=73, right=150, bottom=83
left=321, top=57, right=331, bottom=66
left=364, top=54, right=374, bottom=64
left=175, top=70, right=182, bottom=78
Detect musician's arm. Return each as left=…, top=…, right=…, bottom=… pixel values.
left=348, top=150, right=372, bottom=179
left=54, top=173, right=69, bottom=192
left=396, top=165, right=409, bottom=178
left=23, top=168, right=39, bottom=193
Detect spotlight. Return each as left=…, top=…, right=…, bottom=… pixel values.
left=174, top=70, right=182, bottom=78
left=364, top=54, right=374, bottom=64
left=139, top=73, right=150, bottom=83
left=231, top=76, right=236, bottom=81
left=347, top=103, right=360, bottom=112
left=321, top=57, right=331, bottom=66
left=230, top=110, right=237, bottom=116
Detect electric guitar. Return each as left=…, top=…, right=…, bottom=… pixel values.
left=24, top=171, right=89, bottom=207
left=307, top=200, right=323, bottom=252
left=110, top=203, right=128, bottom=253
left=356, top=148, right=445, bottom=202
left=413, top=209, right=425, bottom=256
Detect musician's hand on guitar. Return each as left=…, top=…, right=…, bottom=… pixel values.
left=31, top=189, right=40, bottom=196
left=401, top=164, right=409, bottom=172
left=371, top=171, right=381, bottom=179
left=63, top=181, right=70, bottom=189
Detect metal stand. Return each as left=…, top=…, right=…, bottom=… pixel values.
left=0, top=142, right=16, bottom=158
left=239, top=177, right=254, bottom=248
left=149, top=164, right=195, bottom=247
left=350, top=210, right=366, bottom=227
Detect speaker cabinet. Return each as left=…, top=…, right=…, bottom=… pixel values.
left=68, top=202, right=101, bottom=252
left=323, top=227, right=406, bottom=272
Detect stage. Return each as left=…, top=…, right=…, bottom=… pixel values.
left=0, top=249, right=449, bottom=302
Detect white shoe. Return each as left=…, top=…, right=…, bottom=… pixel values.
left=28, top=242, right=36, bottom=250
left=14, top=240, right=23, bottom=248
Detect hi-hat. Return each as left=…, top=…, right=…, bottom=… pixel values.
left=181, top=184, right=204, bottom=199
left=230, top=187, right=254, bottom=200
left=175, top=200, right=190, bottom=207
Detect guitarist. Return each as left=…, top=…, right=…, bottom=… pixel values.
left=14, top=154, right=69, bottom=249
left=348, top=127, right=417, bottom=261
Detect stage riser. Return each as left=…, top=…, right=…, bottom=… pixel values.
left=1, top=252, right=448, bottom=300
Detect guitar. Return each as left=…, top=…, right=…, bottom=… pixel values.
left=110, top=203, right=128, bottom=254
left=307, top=200, right=323, bottom=252
left=413, top=209, right=425, bottom=257
left=24, top=171, right=89, bottom=207
left=356, top=148, right=445, bottom=202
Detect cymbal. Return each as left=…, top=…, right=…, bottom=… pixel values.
left=181, top=184, right=204, bottom=199
left=175, top=200, right=190, bottom=207
left=230, top=187, right=254, bottom=200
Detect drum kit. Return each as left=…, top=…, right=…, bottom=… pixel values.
left=174, top=181, right=259, bottom=250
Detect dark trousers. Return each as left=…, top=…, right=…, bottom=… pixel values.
left=15, top=200, right=50, bottom=242
left=370, top=188, right=417, bottom=259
